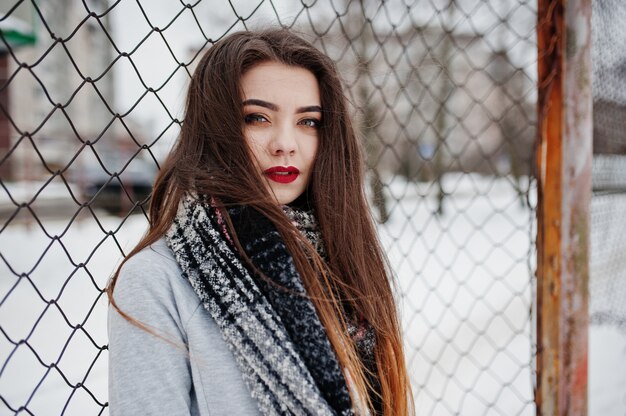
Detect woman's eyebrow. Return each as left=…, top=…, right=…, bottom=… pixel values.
left=242, top=99, right=322, bottom=114
left=296, top=105, right=322, bottom=114
left=242, top=99, right=278, bottom=111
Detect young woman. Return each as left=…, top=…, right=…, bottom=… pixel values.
left=107, top=28, right=412, bottom=415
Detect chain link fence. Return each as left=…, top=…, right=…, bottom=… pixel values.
left=0, top=1, right=539, bottom=414
left=591, top=0, right=626, bottom=328
left=589, top=0, right=626, bottom=412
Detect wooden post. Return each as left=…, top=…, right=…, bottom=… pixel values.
left=535, top=0, right=591, bottom=415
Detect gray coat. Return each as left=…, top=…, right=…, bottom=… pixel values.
left=107, top=238, right=260, bottom=415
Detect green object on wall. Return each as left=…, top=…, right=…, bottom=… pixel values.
left=0, top=16, right=36, bottom=50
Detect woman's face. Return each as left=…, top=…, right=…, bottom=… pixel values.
left=241, top=61, right=321, bottom=205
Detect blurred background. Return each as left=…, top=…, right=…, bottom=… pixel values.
left=0, top=0, right=624, bottom=414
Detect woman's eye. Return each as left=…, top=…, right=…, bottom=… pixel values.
left=244, top=114, right=268, bottom=124
left=299, top=118, right=321, bottom=129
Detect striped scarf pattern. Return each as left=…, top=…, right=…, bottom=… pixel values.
left=165, top=194, right=355, bottom=415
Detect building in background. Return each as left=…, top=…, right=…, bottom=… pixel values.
left=1, top=0, right=155, bottom=212
left=0, top=8, right=37, bottom=179
left=3, top=0, right=119, bottom=181
left=304, top=1, right=536, bottom=185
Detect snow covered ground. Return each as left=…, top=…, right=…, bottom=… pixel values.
left=0, top=207, right=146, bottom=415
left=379, top=174, right=536, bottom=415
left=0, top=174, right=624, bottom=415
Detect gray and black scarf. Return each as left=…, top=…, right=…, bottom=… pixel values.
left=165, top=194, right=378, bottom=415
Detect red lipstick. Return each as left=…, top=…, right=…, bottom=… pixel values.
left=264, top=166, right=300, bottom=184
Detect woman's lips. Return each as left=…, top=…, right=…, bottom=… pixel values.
left=263, top=166, right=300, bottom=184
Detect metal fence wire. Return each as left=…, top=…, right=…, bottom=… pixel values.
left=589, top=0, right=626, bottom=411
left=0, top=1, right=538, bottom=415
left=591, top=0, right=626, bottom=329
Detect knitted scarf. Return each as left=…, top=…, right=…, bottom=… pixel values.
left=165, top=194, right=362, bottom=415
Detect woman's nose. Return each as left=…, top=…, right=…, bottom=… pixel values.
left=269, top=124, right=297, bottom=156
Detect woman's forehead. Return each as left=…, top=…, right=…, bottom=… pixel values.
left=241, top=62, right=321, bottom=109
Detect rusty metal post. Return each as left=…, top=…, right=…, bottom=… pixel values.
left=535, top=0, right=592, bottom=415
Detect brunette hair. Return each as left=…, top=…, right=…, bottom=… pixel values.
left=107, top=28, right=412, bottom=415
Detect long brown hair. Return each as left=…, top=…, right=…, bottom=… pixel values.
left=107, top=28, right=412, bottom=415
